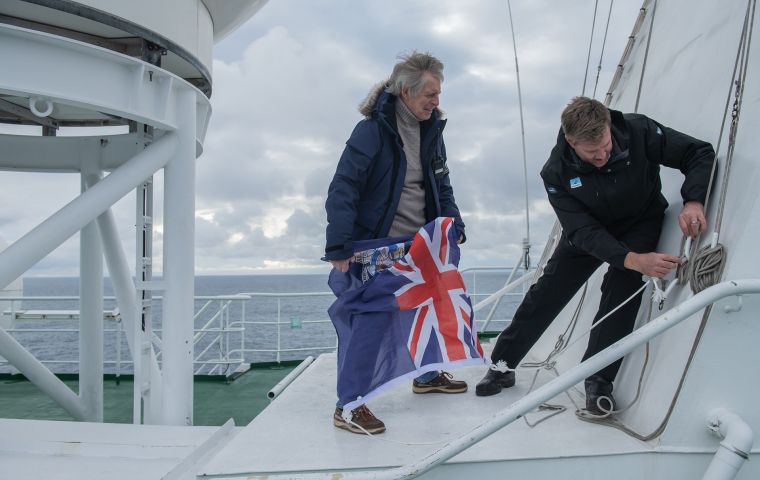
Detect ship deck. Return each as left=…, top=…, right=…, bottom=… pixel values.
left=199, top=349, right=658, bottom=478
left=0, top=362, right=297, bottom=426
left=0, top=346, right=672, bottom=480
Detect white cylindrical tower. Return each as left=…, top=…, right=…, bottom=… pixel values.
left=0, top=0, right=267, bottom=425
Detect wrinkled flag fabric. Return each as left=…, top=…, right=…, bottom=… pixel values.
left=328, top=217, right=485, bottom=412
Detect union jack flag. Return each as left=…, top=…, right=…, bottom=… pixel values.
left=328, top=217, right=485, bottom=412
left=391, top=217, right=484, bottom=366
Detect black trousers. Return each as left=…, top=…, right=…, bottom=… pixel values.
left=491, top=215, right=663, bottom=384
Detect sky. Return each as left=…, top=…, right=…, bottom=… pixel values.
left=0, top=0, right=645, bottom=277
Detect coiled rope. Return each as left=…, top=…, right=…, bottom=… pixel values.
left=677, top=0, right=755, bottom=294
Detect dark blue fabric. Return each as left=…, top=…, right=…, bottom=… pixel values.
left=324, top=90, right=465, bottom=261
left=328, top=218, right=483, bottom=410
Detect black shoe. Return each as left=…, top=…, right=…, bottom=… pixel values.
left=584, top=374, right=616, bottom=415
left=475, top=369, right=516, bottom=396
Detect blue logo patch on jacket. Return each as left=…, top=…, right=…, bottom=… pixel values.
left=569, top=177, right=582, bottom=189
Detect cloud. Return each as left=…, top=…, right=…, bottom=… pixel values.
left=0, top=1, right=643, bottom=276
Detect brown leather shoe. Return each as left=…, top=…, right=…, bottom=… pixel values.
left=412, top=371, right=467, bottom=394
left=333, top=405, right=386, bottom=434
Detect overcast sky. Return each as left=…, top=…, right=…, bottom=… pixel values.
left=1, top=0, right=644, bottom=277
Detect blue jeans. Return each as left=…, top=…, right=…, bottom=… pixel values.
left=415, top=370, right=439, bottom=383
left=336, top=370, right=441, bottom=408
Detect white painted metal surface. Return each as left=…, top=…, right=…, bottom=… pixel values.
left=198, top=281, right=760, bottom=479
left=267, top=355, right=315, bottom=400
left=79, top=171, right=104, bottom=422
left=0, top=10, right=213, bottom=426
left=161, top=87, right=197, bottom=426
left=0, top=326, right=86, bottom=420
left=703, top=409, right=754, bottom=480
left=521, top=0, right=760, bottom=444
left=0, top=0, right=267, bottom=85
left=3, top=0, right=760, bottom=479
left=0, top=265, right=21, bottom=330
left=0, top=418, right=236, bottom=480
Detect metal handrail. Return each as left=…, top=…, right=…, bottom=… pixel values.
left=296, top=279, right=760, bottom=479
left=0, top=267, right=522, bottom=374
left=0, top=294, right=251, bottom=375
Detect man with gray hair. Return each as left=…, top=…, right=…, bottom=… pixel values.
left=324, top=51, right=467, bottom=434
left=476, top=96, right=715, bottom=419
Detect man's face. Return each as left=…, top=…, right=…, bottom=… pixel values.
left=400, top=72, right=441, bottom=121
left=567, top=127, right=613, bottom=168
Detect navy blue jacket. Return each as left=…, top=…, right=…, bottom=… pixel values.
left=324, top=88, right=465, bottom=261
left=541, top=110, right=715, bottom=269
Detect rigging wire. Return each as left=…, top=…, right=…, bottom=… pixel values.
left=592, top=0, right=615, bottom=99
left=507, top=0, right=661, bottom=430
left=581, top=0, right=600, bottom=96
left=634, top=0, right=657, bottom=112
left=518, top=0, right=757, bottom=437
left=684, top=0, right=755, bottom=294
left=506, top=0, right=531, bottom=270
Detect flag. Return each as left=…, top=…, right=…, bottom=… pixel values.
left=328, top=217, right=485, bottom=412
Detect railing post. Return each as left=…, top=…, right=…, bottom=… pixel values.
left=240, top=298, right=246, bottom=365
left=223, top=300, right=230, bottom=372
left=116, top=319, right=122, bottom=379
left=10, top=299, right=17, bottom=328
left=481, top=256, right=523, bottom=331
left=276, top=297, right=282, bottom=364
left=217, top=299, right=224, bottom=374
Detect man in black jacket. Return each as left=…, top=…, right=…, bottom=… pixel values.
left=475, top=97, right=715, bottom=415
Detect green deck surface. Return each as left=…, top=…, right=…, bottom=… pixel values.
left=0, top=362, right=298, bottom=426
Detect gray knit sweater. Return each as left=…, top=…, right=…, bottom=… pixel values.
left=388, top=99, right=426, bottom=237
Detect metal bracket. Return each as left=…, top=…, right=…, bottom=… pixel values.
left=723, top=294, right=743, bottom=313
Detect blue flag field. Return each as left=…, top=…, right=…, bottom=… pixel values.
left=328, top=217, right=486, bottom=412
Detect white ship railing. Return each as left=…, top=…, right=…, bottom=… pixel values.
left=233, top=291, right=337, bottom=364
left=0, top=294, right=250, bottom=376
left=0, top=267, right=524, bottom=376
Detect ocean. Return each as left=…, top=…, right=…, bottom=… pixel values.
left=1, top=272, right=521, bottom=374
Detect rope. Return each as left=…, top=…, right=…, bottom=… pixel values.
left=652, top=0, right=755, bottom=299
left=682, top=0, right=755, bottom=293
left=343, top=418, right=448, bottom=445
left=491, top=279, right=650, bottom=378
left=689, top=244, right=727, bottom=293
left=488, top=278, right=652, bottom=428
left=579, top=295, right=656, bottom=420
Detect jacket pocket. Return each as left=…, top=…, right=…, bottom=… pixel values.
left=355, top=203, right=382, bottom=237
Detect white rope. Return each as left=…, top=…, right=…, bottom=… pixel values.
left=488, top=279, right=652, bottom=426
left=343, top=417, right=448, bottom=446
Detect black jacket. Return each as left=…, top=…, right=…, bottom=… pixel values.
left=540, top=110, right=715, bottom=269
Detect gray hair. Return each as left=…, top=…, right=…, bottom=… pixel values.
left=561, top=96, right=611, bottom=143
left=385, top=51, right=444, bottom=97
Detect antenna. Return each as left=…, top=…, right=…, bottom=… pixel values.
left=506, top=0, right=531, bottom=270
